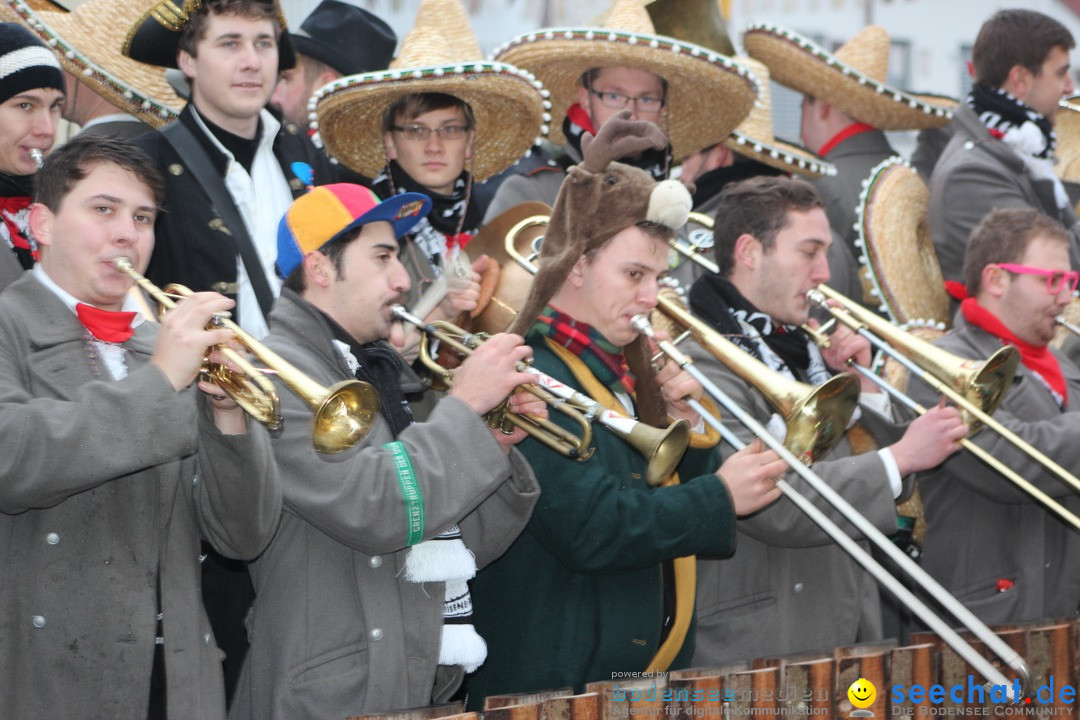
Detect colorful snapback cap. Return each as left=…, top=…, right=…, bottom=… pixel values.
left=276, top=184, right=431, bottom=278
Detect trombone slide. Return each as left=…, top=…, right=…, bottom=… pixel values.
left=631, top=314, right=1029, bottom=697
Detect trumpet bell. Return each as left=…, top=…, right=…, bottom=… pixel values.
left=313, top=380, right=381, bottom=454
left=633, top=418, right=691, bottom=487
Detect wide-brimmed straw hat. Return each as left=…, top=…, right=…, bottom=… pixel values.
left=123, top=0, right=294, bottom=71
left=855, top=156, right=949, bottom=328
left=491, top=0, right=757, bottom=161
left=0, top=0, right=58, bottom=21
left=1055, top=98, right=1080, bottom=184
left=3, top=0, right=182, bottom=127
left=744, top=23, right=952, bottom=131
left=725, top=56, right=834, bottom=178
left=312, top=0, right=546, bottom=183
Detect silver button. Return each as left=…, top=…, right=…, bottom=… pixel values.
left=369, top=555, right=382, bottom=569
left=793, top=582, right=804, bottom=593
left=32, top=615, right=46, bottom=628
left=963, top=141, right=975, bottom=150
left=369, top=628, right=383, bottom=641
left=45, top=533, right=60, bottom=545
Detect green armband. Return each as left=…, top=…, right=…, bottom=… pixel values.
left=384, top=441, right=425, bottom=546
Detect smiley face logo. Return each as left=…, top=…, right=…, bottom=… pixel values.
left=848, top=677, right=876, bottom=709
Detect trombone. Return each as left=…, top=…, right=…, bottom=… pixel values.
left=115, top=258, right=379, bottom=454
left=808, top=284, right=1080, bottom=530
left=633, top=310, right=1031, bottom=698
left=391, top=306, right=691, bottom=487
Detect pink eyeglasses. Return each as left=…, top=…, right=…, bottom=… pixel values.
left=993, top=263, right=1080, bottom=294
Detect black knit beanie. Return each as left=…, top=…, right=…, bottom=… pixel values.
left=0, top=23, right=65, bottom=107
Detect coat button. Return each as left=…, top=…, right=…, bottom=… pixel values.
left=369, top=628, right=383, bottom=641
left=32, top=615, right=46, bottom=628
left=45, top=532, right=60, bottom=545
left=369, top=555, right=382, bottom=568
left=168, top=163, right=184, bottom=176
left=793, top=582, right=804, bottom=593
left=963, top=141, right=975, bottom=150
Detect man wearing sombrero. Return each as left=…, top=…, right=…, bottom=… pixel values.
left=745, top=22, right=953, bottom=303
left=481, top=0, right=756, bottom=223
left=0, top=21, right=64, bottom=291
left=312, top=0, right=545, bottom=325
left=929, top=9, right=1078, bottom=288
left=465, top=115, right=786, bottom=705
left=2, top=0, right=183, bottom=138
left=683, top=176, right=966, bottom=665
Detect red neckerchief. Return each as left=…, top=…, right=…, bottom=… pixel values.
left=961, top=297, right=1066, bottom=406
left=817, top=122, right=876, bottom=158
left=445, top=232, right=473, bottom=250
left=944, top=280, right=968, bottom=301
left=566, top=103, right=598, bottom=137
left=76, top=303, right=136, bottom=343
left=0, top=195, right=33, bottom=251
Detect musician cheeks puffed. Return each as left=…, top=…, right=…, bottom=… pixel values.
left=0, top=134, right=280, bottom=720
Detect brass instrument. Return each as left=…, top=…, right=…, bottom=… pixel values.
left=1057, top=314, right=1080, bottom=337
left=655, top=289, right=859, bottom=464
left=670, top=211, right=719, bottom=275
left=115, top=257, right=378, bottom=453
left=632, top=312, right=1030, bottom=698
left=30, top=149, right=43, bottom=169
left=808, top=284, right=1080, bottom=532
left=391, top=306, right=691, bottom=486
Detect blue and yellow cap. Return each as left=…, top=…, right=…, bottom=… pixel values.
left=276, top=183, right=430, bottom=278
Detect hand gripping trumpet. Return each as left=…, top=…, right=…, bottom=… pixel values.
left=391, top=306, right=691, bottom=486
left=115, top=257, right=379, bottom=453
left=807, top=284, right=1080, bottom=532
left=631, top=312, right=1031, bottom=699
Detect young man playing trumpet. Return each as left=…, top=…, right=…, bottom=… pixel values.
left=909, top=207, right=1080, bottom=625
left=0, top=134, right=280, bottom=719
left=685, top=176, right=967, bottom=664
left=230, top=184, right=540, bottom=720
left=465, top=115, right=787, bottom=705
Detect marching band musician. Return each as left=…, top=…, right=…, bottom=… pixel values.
left=908, top=207, right=1080, bottom=625
left=685, top=176, right=967, bottom=664
left=465, top=115, right=787, bottom=705
left=0, top=21, right=65, bottom=290
left=0, top=134, right=281, bottom=719
left=230, top=184, right=540, bottom=719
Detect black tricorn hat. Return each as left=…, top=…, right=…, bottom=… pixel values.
left=122, top=0, right=295, bottom=71
left=291, top=0, right=395, bottom=76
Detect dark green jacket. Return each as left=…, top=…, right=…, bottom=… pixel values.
left=467, top=335, right=739, bottom=706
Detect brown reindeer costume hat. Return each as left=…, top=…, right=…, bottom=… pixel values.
left=509, top=111, right=692, bottom=426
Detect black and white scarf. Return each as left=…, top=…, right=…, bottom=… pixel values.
left=689, top=273, right=830, bottom=386
left=969, top=84, right=1069, bottom=210
left=326, top=314, right=487, bottom=672
left=374, top=161, right=482, bottom=278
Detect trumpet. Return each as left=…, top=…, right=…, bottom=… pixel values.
left=391, top=306, right=690, bottom=487
left=808, top=284, right=1080, bottom=531
left=670, top=211, right=719, bottom=275
left=29, top=149, right=44, bottom=169
left=631, top=312, right=1031, bottom=698
left=115, top=258, right=379, bottom=453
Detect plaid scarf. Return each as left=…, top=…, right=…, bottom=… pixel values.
left=532, top=305, right=635, bottom=395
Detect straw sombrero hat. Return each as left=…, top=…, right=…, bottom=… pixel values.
left=744, top=23, right=952, bottom=131
left=3, top=0, right=182, bottom=127
left=725, top=57, right=834, bottom=178
left=491, top=0, right=757, bottom=161
left=854, top=156, right=949, bottom=329
left=1055, top=98, right=1080, bottom=184
left=123, top=0, right=294, bottom=71
left=0, top=0, right=59, bottom=21
left=313, top=2, right=546, bottom=183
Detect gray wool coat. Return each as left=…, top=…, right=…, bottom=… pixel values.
left=812, top=129, right=897, bottom=255
left=0, top=272, right=281, bottom=720
left=907, top=313, right=1080, bottom=625
left=929, top=104, right=1080, bottom=285
left=685, top=337, right=908, bottom=665
left=229, top=290, right=539, bottom=720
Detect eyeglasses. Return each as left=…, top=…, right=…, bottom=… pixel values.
left=390, top=125, right=470, bottom=141
left=587, top=89, right=663, bottom=113
left=994, top=262, right=1080, bottom=294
